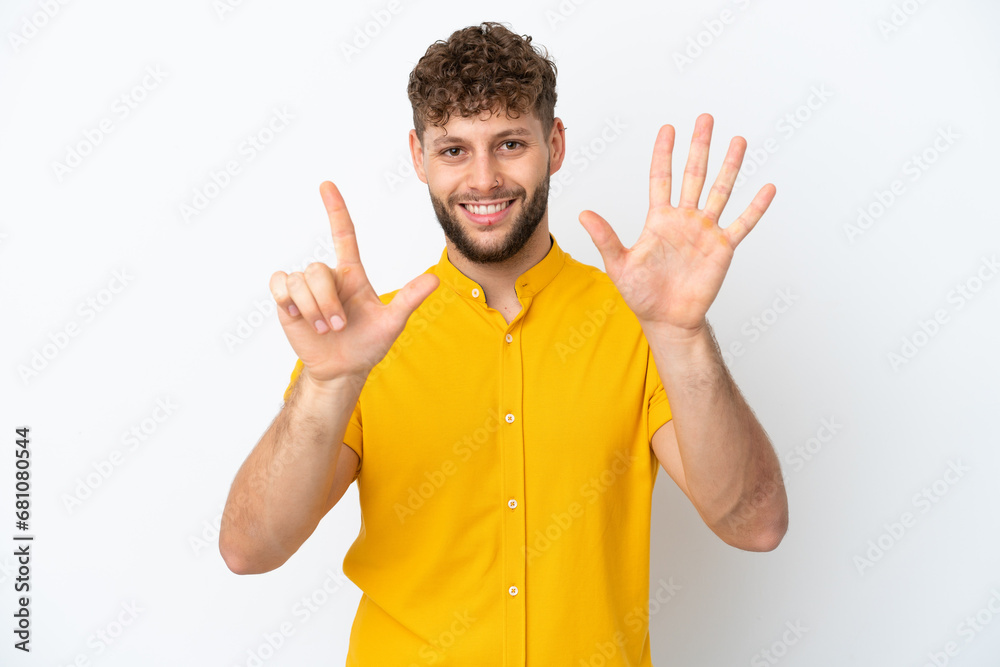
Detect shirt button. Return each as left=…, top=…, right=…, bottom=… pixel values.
left=509, top=585, right=518, bottom=596
left=471, top=288, right=480, bottom=298
left=505, top=413, right=515, bottom=423
left=507, top=498, right=517, bottom=509
left=505, top=333, right=513, bottom=343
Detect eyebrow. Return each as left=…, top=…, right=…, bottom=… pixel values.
left=430, top=127, right=534, bottom=149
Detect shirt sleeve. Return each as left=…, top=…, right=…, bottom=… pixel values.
left=646, top=346, right=673, bottom=444
left=282, top=358, right=363, bottom=478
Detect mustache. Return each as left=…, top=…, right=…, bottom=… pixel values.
left=448, top=188, right=525, bottom=206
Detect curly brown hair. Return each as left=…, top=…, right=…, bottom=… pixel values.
left=407, top=22, right=558, bottom=141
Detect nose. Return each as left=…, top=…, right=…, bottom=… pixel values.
left=466, top=152, right=502, bottom=196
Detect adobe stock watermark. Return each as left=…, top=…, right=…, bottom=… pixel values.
left=339, top=0, right=403, bottom=63
left=384, top=149, right=416, bottom=192
left=549, top=116, right=628, bottom=201
left=233, top=569, right=352, bottom=667
left=61, top=398, right=179, bottom=514
left=553, top=297, right=617, bottom=362
left=388, top=116, right=627, bottom=196
left=179, top=107, right=294, bottom=223
left=782, top=416, right=842, bottom=474
left=877, top=0, right=931, bottom=40
left=222, top=410, right=316, bottom=529
left=918, top=588, right=1000, bottom=666
left=213, top=0, right=249, bottom=20
left=57, top=600, right=144, bottom=667
left=750, top=620, right=808, bottom=666
left=225, top=298, right=275, bottom=352
left=228, top=231, right=371, bottom=352
left=523, top=447, right=640, bottom=566
left=843, top=125, right=959, bottom=243
left=7, top=0, right=72, bottom=54
left=580, top=631, right=628, bottom=667
left=720, top=288, right=798, bottom=366
left=189, top=503, right=225, bottom=557
left=585, top=578, right=683, bottom=667
left=625, top=577, right=682, bottom=635
left=50, top=65, right=168, bottom=183
left=392, top=410, right=501, bottom=523
left=887, top=254, right=998, bottom=371
left=725, top=462, right=787, bottom=535
left=733, top=85, right=834, bottom=191
left=413, top=609, right=478, bottom=665
left=366, top=283, right=458, bottom=382
left=672, top=0, right=755, bottom=73
left=853, top=459, right=970, bottom=576
left=543, top=0, right=591, bottom=30
left=17, top=268, right=135, bottom=385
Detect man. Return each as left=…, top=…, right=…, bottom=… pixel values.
left=220, top=21, right=787, bottom=666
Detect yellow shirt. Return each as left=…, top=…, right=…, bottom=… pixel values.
left=283, top=233, right=672, bottom=666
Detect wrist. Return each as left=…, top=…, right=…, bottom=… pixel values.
left=301, top=367, right=367, bottom=397
left=640, top=318, right=710, bottom=346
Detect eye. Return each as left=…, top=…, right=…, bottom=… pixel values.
left=442, top=147, right=463, bottom=157
left=501, top=141, right=522, bottom=151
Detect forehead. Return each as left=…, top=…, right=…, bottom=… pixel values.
left=425, top=110, right=544, bottom=148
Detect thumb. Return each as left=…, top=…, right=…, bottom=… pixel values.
left=386, top=272, right=441, bottom=325
left=578, top=210, right=626, bottom=274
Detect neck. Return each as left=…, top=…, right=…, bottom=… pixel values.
left=446, top=219, right=552, bottom=302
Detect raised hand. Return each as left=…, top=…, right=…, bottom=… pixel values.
left=269, top=181, right=441, bottom=383
left=578, top=114, right=776, bottom=338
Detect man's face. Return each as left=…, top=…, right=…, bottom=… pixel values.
left=410, top=111, right=564, bottom=264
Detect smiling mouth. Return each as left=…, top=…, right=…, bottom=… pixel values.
left=460, top=199, right=514, bottom=215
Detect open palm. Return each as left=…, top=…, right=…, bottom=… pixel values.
left=579, top=113, right=776, bottom=336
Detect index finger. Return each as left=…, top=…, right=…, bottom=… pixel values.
left=648, top=124, right=675, bottom=210
left=319, top=181, right=362, bottom=267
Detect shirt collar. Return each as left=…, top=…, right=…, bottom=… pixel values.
left=432, top=233, right=567, bottom=303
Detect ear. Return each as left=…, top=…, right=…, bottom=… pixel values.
left=548, top=117, right=567, bottom=176
left=408, top=129, right=428, bottom=184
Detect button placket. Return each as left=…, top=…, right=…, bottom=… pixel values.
left=500, top=299, right=526, bottom=665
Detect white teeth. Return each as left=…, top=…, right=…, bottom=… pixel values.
left=464, top=200, right=510, bottom=215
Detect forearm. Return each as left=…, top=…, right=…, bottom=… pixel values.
left=645, top=320, right=787, bottom=549
left=219, top=370, right=364, bottom=573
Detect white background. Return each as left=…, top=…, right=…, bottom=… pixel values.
left=2, top=0, right=999, bottom=665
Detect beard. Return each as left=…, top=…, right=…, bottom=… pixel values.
left=429, top=162, right=550, bottom=264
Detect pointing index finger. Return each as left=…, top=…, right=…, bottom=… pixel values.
left=320, top=181, right=362, bottom=267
